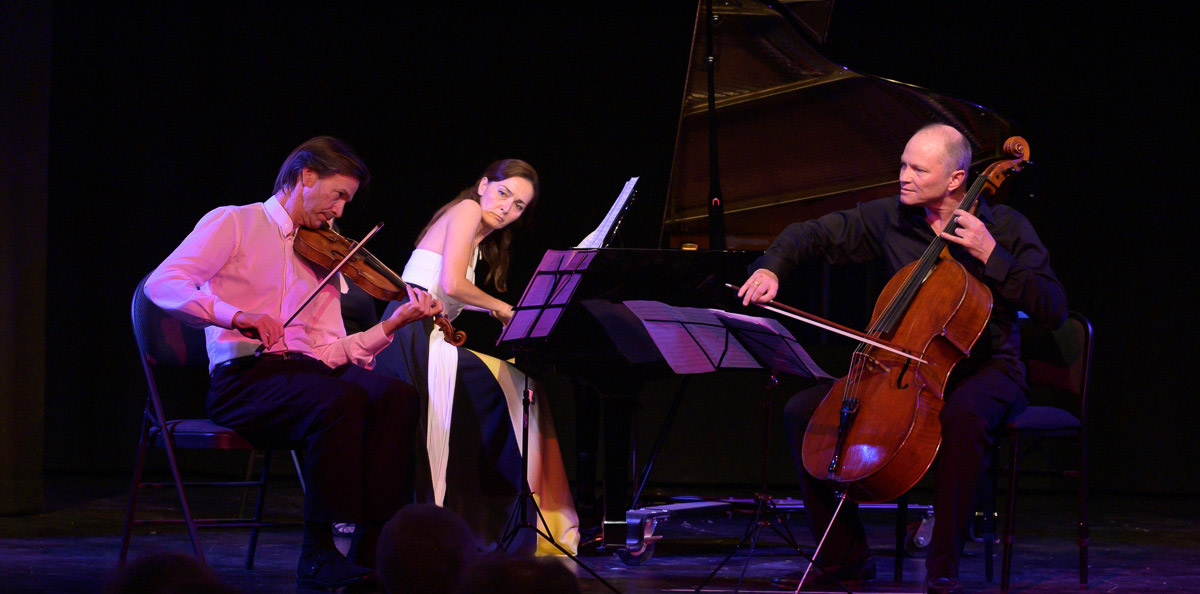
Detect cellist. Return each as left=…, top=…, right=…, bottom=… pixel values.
left=738, top=124, right=1067, bottom=594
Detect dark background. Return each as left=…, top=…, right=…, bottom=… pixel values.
left=8, top=1, right=1198, bottom=499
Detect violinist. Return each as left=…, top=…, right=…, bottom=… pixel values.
left=144, top=136, right=442, bottom=590
left=739, top=124, right=1067, bottom=594
left=373, top=160, right=579, bottom=555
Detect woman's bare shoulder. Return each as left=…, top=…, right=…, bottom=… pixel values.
left=448, top=199, right=482, bottom=216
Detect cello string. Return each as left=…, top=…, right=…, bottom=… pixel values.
left=814, top=150, right=1025, bottom=510
left=871, top=172, right=988, bottom=335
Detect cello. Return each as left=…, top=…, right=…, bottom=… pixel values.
left=798, top=136, right=1033, bottom=503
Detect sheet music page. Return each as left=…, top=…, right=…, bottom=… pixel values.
left=576, top=177, right=639, bottom=249
left=499, top=249, right=590, bottom=343
left=714, top=310, right=832, bottom=380
left=623, top=301, right=759, bottom=374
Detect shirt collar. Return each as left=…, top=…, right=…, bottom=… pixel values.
left=264, top=195, right=297, bottom=238
left=897, top=196, right=997, bottom=225
left=974, top=199, right=996, bottom=224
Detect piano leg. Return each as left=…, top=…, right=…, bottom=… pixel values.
left=602, top=392, right=635, bottom=548
left=573, top=380, right=600, bottom=525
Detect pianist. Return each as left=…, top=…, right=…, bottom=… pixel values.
left=374, top=159, right=579, bottom=555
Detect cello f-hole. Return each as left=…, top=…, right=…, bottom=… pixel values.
left=896, top=357, right=912, bottom=389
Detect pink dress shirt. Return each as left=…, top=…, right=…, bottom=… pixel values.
left=145, top=196, right=391, bottom=373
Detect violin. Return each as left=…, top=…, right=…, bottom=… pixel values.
left=798, top=136, right=1032, bottom=503
left=293, top=226, right=467, bottom=346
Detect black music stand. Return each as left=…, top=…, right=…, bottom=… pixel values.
left=694, top=311, right=855, bottom=593
left=617, top=302, right=848, bottom=593
left=496, top=250, right=622, bottom=594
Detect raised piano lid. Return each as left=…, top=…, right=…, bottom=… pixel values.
left=661, top=0, right=1014, bottom=250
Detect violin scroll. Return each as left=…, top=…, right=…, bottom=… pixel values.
left=436, top=320, right=467, bottom=346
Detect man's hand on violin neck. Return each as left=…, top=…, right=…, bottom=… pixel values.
left=233, top=312, right=284, bottom=348
left=382, top=285, right=445, bottom=335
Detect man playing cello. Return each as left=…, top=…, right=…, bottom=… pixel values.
left=739, top=124, right=1067, bottom=594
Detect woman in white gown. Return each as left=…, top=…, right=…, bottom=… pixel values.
left=374, top=160, right=578, bottom=555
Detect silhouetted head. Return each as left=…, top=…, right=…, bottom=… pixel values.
left=376, top=504, right=482, bottom=594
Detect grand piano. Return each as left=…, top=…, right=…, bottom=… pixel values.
left=507, top=0, right=1018, bottom=552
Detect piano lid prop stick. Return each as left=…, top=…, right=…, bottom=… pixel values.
left=576, top=177, right=639, bottom=249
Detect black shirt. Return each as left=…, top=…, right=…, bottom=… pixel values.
left=752, top=196, right=1067, bottom=366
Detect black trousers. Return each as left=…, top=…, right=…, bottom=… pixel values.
left=208, top=355, right=420, bottom=525
left=783, top=357, right=1026, bottom=579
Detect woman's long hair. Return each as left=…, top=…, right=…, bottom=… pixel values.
left=416, top=159, right=539, bottom=292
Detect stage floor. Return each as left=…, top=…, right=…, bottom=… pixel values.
left=2, top=475, right=1198, bottom=593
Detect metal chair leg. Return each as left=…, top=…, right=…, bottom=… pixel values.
left=1078, top=434, right=1089, bottom=587
left=119, top=413, right=153, bottom=566
left=246, top=451, right=273, bottom=569
left=1001, top=437, right=1020, bottom=593
left=161, top=427, right=206, bottom=565
left=291, top=450, right=306, bottom=495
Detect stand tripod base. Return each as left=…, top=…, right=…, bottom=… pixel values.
left=499, top=490, right=622, bottom=594
left=695, top=493, right=847, bottom=594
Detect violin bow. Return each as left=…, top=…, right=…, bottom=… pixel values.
left=255, top=221, right=385, bottom=355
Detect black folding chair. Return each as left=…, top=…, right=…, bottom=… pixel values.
left=983, top=311, right=1092, bottom=591
left=120, top=274, right=302, bottom=569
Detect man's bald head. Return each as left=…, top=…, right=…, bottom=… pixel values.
left=913, top=123, right=972, bottom=175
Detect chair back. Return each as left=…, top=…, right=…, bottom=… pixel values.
left=1018, top=311, right=1093, bottom=417
left=131, top=275, right=212, bottom=420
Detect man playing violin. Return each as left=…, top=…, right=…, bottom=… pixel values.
left=145, top=136, right=442, bottom=590
left=739, top=124, right=1067, bottom=594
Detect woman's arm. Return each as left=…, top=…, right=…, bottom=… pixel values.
left=438, top=200, right=515, bottom=321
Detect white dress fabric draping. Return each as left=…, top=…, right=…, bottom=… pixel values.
left=376, top=248, right=579, bottom=555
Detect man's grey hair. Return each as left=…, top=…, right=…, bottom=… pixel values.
left=917, top=123, right=972, bottom=174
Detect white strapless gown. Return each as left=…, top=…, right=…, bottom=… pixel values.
left=377, top=248, right=578, bottom=555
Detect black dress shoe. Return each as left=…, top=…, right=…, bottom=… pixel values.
left=347, top=525, right=379, bottom=570
left=925, top=575, right=965, bottom=594
left=297, top=547, right=374, bottom=590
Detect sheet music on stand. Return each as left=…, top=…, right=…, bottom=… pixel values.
left=623, top=300, right=831, bottom=380
left=499, top=249, right=594, bottom=345
left=717, top=310, right=832, bottom=380
left=576, top=177, right=638, bottom=249
left=499, top=177, right=638, bottom=346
